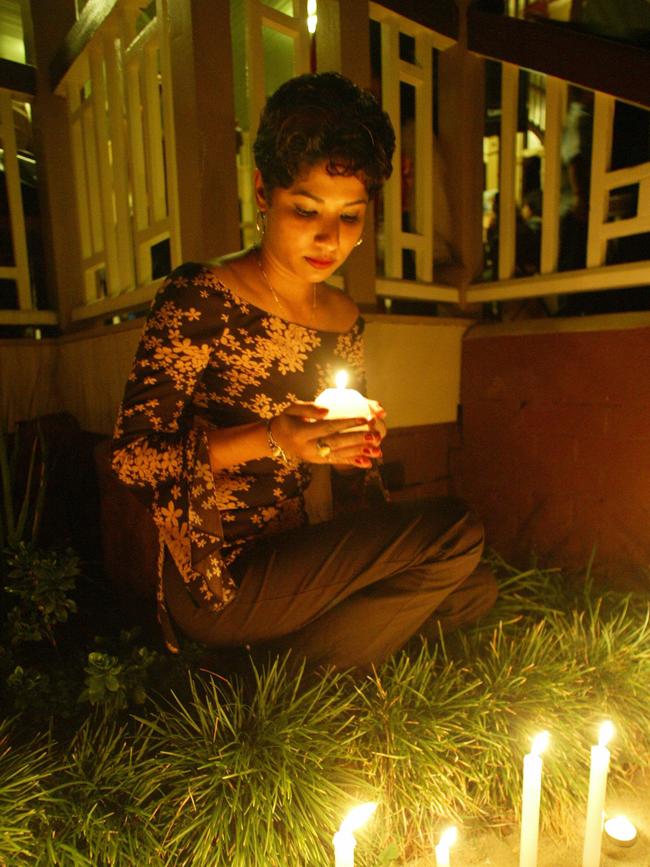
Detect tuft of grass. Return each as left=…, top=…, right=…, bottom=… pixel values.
left=133, top=658, right=368, bottom=866
left=0, top=719, right=54, bottom=865
left=31, top=712, right=162, bottom=866
left=350, top=642, right=490, bottom=859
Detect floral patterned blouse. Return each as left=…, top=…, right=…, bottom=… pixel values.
left=112, top=262, right=366, bottom=650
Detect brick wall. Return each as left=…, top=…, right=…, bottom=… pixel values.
left=452, top=319, right=650, bottom=591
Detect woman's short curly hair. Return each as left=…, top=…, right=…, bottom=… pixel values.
left=253, top=72, right=395, bottom=197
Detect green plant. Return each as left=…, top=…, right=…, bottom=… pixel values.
left=0, top=719, right=54, bottom=865
left=79, top=630, right=160, bottom=710
left=6, top=664, right=77, bottom=719
left=0, top=423, right=47, bottom=558
left=2, top=543, right=79, bottom=647
left=134, top=658, right=367, bottom=867
left=32, top=713, right=162, bottom=866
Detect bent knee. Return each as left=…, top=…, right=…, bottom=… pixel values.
left=471, top=562, right=498, bottom=615
left=417, top=496, right=483, bottom=537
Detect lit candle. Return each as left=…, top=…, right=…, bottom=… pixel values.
left=604, top=815, right=637, bottom=848
left=435, top=826, right=458, bottom=867
left=519, top=731, right=550, bottom=867
left=582, top=721, right=615, bottom=867
left=333, top=802, right=378, bottom=867
left=314, top=370, right=373, bottom=428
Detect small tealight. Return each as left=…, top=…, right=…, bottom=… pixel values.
left=604, top=815, right=638, bottom=848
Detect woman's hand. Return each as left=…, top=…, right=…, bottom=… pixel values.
left=270, top=401, right=383, bottom=468
left=367, top=399, right=387, bottom=443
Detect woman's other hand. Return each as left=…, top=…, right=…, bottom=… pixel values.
left=367, top=399, right=387, bottom=443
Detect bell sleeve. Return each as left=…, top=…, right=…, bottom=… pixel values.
left=111, top=263, right=237, bottom=650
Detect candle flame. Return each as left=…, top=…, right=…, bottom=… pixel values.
left=438, top=826, right=458, bottom=848
left=531, top=730, right=550, bottom=756
left=599, top=720, right=615, bottom=747
left=340, top=801, right=378, bottom=834
left=334, top=370, right=348, bottom=390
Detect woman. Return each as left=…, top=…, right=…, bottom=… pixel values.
left=112, top=72, right=496, bottom=670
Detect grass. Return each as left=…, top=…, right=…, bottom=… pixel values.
left=1, top=556, right=650, bottom=865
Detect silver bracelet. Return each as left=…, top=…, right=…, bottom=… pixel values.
left=266, top=418, right=290, bottom=465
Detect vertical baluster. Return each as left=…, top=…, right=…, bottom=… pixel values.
left=413, top=31, right=433, bottom=283
left=104, top=29, right=135, bottom=292
left=142, top=43, right=167, bottom=225
left=89, top=45, right=120, bottom=296
left=498, top=62, right=518, bottom=281
left=67, top=82, right=93, bottom=265
left=156, top=0, right=181, bottom=269
left=120, top=6, right=150, bottom=285
left=540, top=76, right=564, bottom=274
left=637, top=176, right=650, bottom=221
left=291, top=0, right=310, bottom=75
left=381, top=17, right=402, bottom=279
left=0, top=92, right=31, bottom=310
left=586, top=92, right=614, bottom=268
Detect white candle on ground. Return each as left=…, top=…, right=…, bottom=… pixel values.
left=333, top=802, right=378, bottom=867
left=519, top=730, right=550, bottom=867
left=604, top=815, right=637, bottom=847
left=314, top=370, right=373, bottom=428
left=582, top=721, right=615, bottom=867
left=434, top=826, right=458, bottom=867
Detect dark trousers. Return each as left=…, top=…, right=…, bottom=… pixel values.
left=163, top=497, right=497, bottom=671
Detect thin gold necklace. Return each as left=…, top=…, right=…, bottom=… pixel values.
left=255, top=248, right=317, bottom=317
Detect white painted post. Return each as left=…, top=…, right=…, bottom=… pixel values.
left=380, top=16, right=402, bottom=279
left=586, top=91, right=613, bottom=268
left=89, top=45, right=120, bottom=297
left=540, top=76, right=564, bottom=275
left=413, top=31, right=433, bottom=283
left=498, top=62, right=518, bottom=281
left=104, top=30, right=135, bottom=293
left=0, top=92, right=31, bottom=310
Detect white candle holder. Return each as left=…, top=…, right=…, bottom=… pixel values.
left=604, top=815, right=638, bottom=848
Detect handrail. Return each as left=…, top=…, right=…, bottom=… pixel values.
left=57, top=0, right=180, bottom=310
left=49, top=0, right=118, bottom=92
left=374, top=0, right=458, bottom=42
left=0, top=58, right=36, bottom=97
left=467, top=8, right=650, bottom=110
left=466, top=260, right=650, bottom=304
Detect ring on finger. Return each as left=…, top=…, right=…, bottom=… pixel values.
left=316, top=438, right=332, bottom=459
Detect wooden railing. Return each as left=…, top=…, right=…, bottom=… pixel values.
left=0, top=65, right=57, bottom=328
left=235, top=0, right=311, bottom=248
left=465, top=73, right=650, bottom=307
left=365, top=4, right=650, bottom=309
left=587, top=93, right=650, bottom=268
left=0, top=90, right=33, bottom=319
left=369, top=2, right=458, bottom=305
left=1, top=0, right=649, bottom=331
left=58, top=0, right=181, bottom=321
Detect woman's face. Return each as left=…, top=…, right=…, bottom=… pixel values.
left=255, top=161, right=368, bottom=284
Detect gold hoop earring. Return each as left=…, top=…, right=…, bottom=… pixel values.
left=354, top=236, right=364, bottom=248
left=256, top=209, right=267, bottom=238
